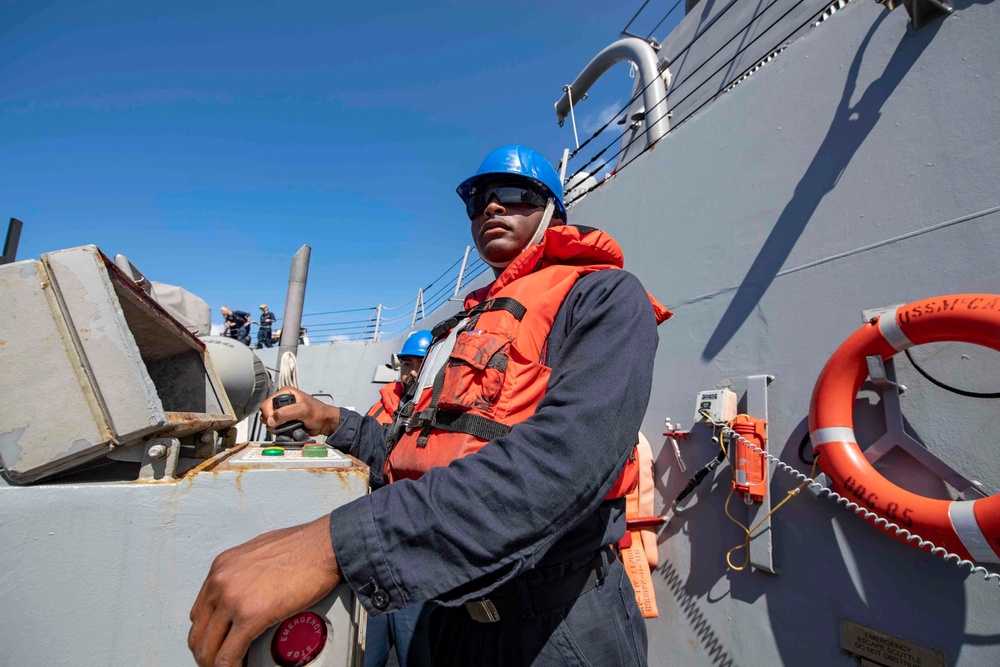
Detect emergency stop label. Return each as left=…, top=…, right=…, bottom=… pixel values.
left=841, top=620, right=943, bottom=667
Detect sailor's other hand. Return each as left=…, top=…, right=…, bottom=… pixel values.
left=261, top=386, right=340, bottom=436
left=188, top=516, right=341, bottom=667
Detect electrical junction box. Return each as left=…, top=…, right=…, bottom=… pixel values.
left=694, top=388, right=738, bottom=424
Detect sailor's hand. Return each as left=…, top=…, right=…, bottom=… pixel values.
left=188, top=516, right=341, bottom=667
left=261, top=386, right=341, bottom=436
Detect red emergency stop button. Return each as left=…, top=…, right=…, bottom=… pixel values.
left=270, top=611, right=328, bottom=667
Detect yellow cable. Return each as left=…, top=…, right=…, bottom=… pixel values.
left=722, top=424, right=821, bottom=571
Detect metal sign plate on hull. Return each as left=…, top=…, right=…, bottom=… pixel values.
left=842, top=620, right=945, bottom=667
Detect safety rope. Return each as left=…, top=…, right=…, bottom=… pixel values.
left=278, top=351, right=299, bottom=389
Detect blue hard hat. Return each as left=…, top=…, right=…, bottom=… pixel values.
left=456, top=145, right=567, bottom=221
left=399, top=330, right=433, bottom=358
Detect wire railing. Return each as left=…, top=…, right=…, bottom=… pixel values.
left=272, top=247, right=490, bottom=343
left=566, top=0, right=838, bottom=206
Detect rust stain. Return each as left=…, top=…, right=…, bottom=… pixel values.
left=234, top=469, right=244, bottom=493
left=100, top=249, right=208, bottom=349
left=0, top=340, right=6, bottom=346
left=181, top=443, right=246, bottom=477
left=79, top=328, right=89, bottom=334
left=130, top=478, right=181, bottom=485
left=306, top=465, right=371, bottom=493
left=163, top=414, right=237, bottom=438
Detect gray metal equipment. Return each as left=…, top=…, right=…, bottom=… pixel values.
left=0, top=245, right=236, bottom=484
left=200, top=335, right=273, bottom=421
left=0, top=244, right=368, bottom=665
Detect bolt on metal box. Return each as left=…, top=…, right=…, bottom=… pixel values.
left=0, top=245, right=235, bottom=484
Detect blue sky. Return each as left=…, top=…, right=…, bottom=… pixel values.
left=2, top=0, right=683, bottom=338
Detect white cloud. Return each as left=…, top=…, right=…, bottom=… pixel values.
left=580, top=100, right=624, bottom=135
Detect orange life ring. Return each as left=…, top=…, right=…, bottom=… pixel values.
left=809, top=294, right=1000, bottom=564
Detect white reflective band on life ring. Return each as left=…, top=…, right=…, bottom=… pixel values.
left=947, top=501, right=1000, bottom=564
left=810, top=427, right=857, bottom=447
left=878, top=308, right=914, bottom=351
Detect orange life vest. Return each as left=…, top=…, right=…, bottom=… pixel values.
left=366, top=382, right=405, bottom=426
left=384, top=225, right=671, bottom=499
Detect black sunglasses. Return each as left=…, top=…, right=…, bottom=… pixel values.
left=466, top=184, right=549, bottom=219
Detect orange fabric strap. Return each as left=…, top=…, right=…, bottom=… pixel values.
left=621, top=433, right=659, bottom=618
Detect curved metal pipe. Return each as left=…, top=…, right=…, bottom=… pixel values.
left=554, top=37, right=669, bottom=148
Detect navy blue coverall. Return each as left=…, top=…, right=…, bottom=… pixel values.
left=224, top=311, right=251, bottom=345
left=257, top=311, right=276, bottom=348
left=327, top=270, right=658, bottom=666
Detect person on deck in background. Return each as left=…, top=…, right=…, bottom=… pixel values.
left=256, top=304, right=277, bottom=349
left=189, top=145, right=670, bottom=667
left=220, top=306, right=251, bottom=346
left=363, top=329, right=434, bottom=667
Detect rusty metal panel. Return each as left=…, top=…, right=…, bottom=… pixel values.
left=0, top=259, right=112, bottom=481
left=42, top=246, right=167, bottom=440
left=0, top=245, right=237, bottom=484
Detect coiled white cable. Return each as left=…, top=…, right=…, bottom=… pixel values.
left=278, top=351, right=299, bottom=389
left=721, top=425, right=1000, bottom=586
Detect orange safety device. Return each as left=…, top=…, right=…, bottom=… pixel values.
left=731, top=415, right=768, bottom=503
left=809, top=294, right=1000, bottom=564
left=367, top=382, right=405, bottom=426
left=620, top=433, right=659, bottom=618
left=385, top=224, right=672, bottom=502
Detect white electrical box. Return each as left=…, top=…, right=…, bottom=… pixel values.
left=694, top=389, right=738, bottom=423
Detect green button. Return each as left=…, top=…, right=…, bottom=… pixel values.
left=302, top=445, right=328, bottom=458
left=261, top=447, right=285, bottom=457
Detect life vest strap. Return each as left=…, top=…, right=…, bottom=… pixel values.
left=431, top=297, right=528, bottom=339
left=433, top=410, right=512, bottom=442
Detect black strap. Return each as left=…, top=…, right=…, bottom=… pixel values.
left=465, top=549, right=608, bottom=622
left=371, top=404, right=385, bottom=419
left=431, top=316, right=461, bottom=340
left=469, top=297, right=527, bottom=321
left=385, top=401, right=415, bottom=450
left=433, top=411, right=512, bottom=441
left=570, top=224, right=599, bottom=235
left=431, top=298, right=528, bottom=339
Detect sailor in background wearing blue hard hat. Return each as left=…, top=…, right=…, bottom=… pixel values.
left=367, top=330, right=433, bottom=426
left=190, top=145, right=666, bottom=667
left=362, top=330, right=434, bottom=667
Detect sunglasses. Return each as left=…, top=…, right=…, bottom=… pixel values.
left=466, top=184, right=549, bottom=219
